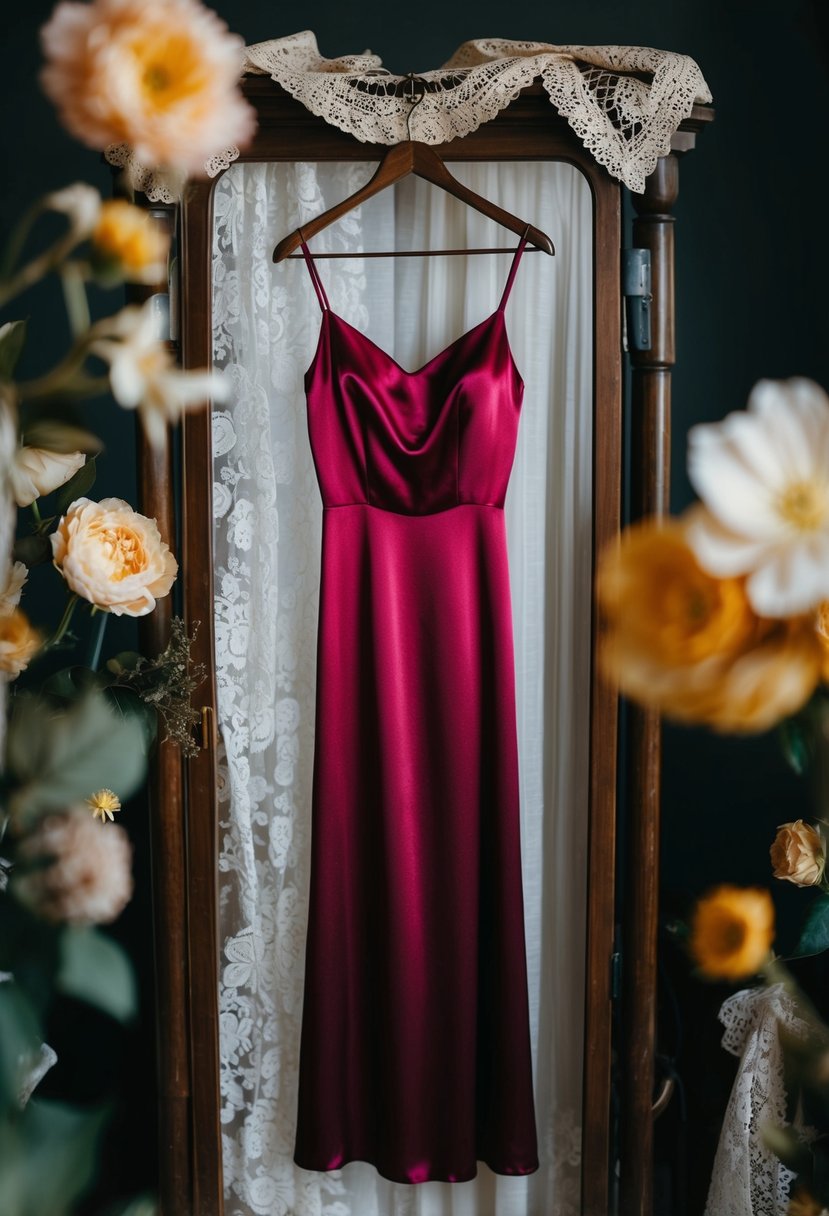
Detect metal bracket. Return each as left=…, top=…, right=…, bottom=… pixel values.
left=622, top=248, right=652, bottom=352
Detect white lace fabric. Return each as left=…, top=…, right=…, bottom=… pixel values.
left=705, top=984, right=810, bottom=1216
left=105, top=30, right=711, bottom=202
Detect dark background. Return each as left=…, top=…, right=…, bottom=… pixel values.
left=3, top=1, right=829, bottom=1213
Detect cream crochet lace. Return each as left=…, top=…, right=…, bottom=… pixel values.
left=105, top=30, right=711, bottom=202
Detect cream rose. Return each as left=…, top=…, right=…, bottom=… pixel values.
left=770, top=819, right=826, bottom=887
left=0, top=608, right=41, bottom=678
left=11, top=446, right=86, bottom=508
left=51, top=497, right=177, bottom=617
left=14, top=810, right=133, bottom=925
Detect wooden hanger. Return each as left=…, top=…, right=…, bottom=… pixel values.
left=272, top=140, right=555, bottom=262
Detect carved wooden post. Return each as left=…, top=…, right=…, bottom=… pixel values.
left=620, top=152, right=678, bottom=1216
left=129, top=200, right=193, bottom=1216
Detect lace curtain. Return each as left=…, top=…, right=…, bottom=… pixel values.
left=212, top=159, right=593, bottom=1216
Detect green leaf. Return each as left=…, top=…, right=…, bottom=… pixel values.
left=21, top=420, right=102, bottom=456
left=0, top=1098, right=107, bottom=1216
left=0, top=320, right=27, bottom=381
left=41, top=665, right=111, bottom=702
left=55, top=455, right=96, bottom=514
left=761, top=1122, right=813, bottom=1174
left=104, top=686, right=158, bottom=749
left=0, top=983, right=42, bottom=1117
left=5, top=691, right=147, bottom=827
left=106, top=651, right=146, bottom=677
left=11, top=534, right=52, bottom=568
left=791, top=893, right=829, bottom=959
left=57, top=927, right=136, bottom=1024
left=779, top=717, right=811, bottom=776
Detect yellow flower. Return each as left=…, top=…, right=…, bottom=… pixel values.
left=771, top=820, right=826, bottom=887
left=91, top=200, right=169, bottom=284
left=598, top=515, right=824, bottom=732
left=0, top=608, right=41, bottom=679
left=788, top=1186, right=829, bottom=1216
left=51, top=496, right=177, bottom=617
left=816, top=602, right=829, bottom=681
left=87, top=788, right=122, bottom=823
left=39, top=0, right=255, bottom=177
left=690, top=886, right=775, bottom=980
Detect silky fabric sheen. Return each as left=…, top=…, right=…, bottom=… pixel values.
left=294, top=237, right=539, bottom=1184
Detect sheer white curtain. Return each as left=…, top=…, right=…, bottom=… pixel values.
left=211, top=160, right=593, bottom=1216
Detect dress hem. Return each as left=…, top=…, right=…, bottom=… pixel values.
left=293, top=1154, right=540, bottom=1185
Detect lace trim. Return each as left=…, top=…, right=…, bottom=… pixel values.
left=104, top=30, right=711, bottom=201
left=705, top=984, right=811, bottom=1216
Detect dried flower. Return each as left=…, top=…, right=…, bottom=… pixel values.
left=39, top=0, right=255, bottom=176
left=687, top=379, right=829, bottom=617
left=11, top=446, right=86, bottom=508
left=690, top=885, right=775, bottom=980
left=770, top=820, right=826, bottom=887
left=90, top=200, right=169, bottom=284
left=0, top=561, right=28, bottom=615
left=51, top=496, right=177, bottom=617
left=86, top=788, right=122, bottom=823
left=91, top=301, right=228, bottom=447
left=0, top=608, right=41, bottom=678
left=597, top=516, right=824, bottom=732
left=14, top=811, right=133, bottom=925
left=44, top=183, right=102, bottom=239
left=109, top=616, right=205, bottom=756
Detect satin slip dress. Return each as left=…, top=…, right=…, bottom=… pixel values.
left=293, top=234, right=539, bottom=1185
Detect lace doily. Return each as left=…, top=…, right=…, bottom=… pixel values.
left=105, top=30, right=711, bottom=202
left=704, top=984, right=811, bottom=1216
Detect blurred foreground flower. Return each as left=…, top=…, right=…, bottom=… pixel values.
left=92, top=300, right=228, bottom=446
left=0, top=608, right=41, bottom=678
left=40, top=0, right=255, bottom=179
left=690, top=885, right=775, bottom=980
left=90, top=200, right=169, bottom=284
left=688, top=379, right=829, bottom=617
left=597, top=517, right=824, bottom=732
left=11, top=446, right=86, bottom=508
left=0, top=561, right=27, bottom=614
left=45, top=183, right=102, bottom=239
left=51, top=496, right=177, bottom=616
left=788, top=1186, right=829, bottom=1216
left=86, top=788, right=121, bottom=823
left=14, top=811, right=133, bottom=925
left=771, top=821, right=826, bottom=888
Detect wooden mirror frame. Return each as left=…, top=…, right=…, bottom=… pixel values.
left=136, top=76, right=712, bottom=1216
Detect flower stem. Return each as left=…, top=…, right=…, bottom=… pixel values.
left=30, top=500, right=41, bottom=525
left=46, top=593, right=80, bottom=650
left=85, top=609, right=109, bottom=671
left=59, top=262, right=91, bottom=339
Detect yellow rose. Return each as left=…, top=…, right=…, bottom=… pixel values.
left=91, top=200, right=169, bottom=284
left=10, top=446, right=86, bottom=507
left=689, top=886, right=775, bottom=981
left=0, top=608, right=41, bottom=678
left=770, top=820, right=826, bottom=887
left=598, top=516, right=824, bottom=732
left=51, top=497, right=177, bottom=617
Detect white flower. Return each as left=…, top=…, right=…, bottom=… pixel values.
left=10, top=446, right=86, bottom=507
left=0, top=562, right=27, bottom=615
left=92, top=301, right=228, bottom=448
left=44, top=183, right=102, bottom=239
left=687, top=378, right=829, bottom=617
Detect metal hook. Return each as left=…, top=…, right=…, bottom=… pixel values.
left=403, top=73, right=427, bottom=140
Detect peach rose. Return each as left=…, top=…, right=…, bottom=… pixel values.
left=770, top=820, right=826, bottom=887
left=0, top=608, right=41, bottom=678
left=39, top=0, right=255, bottom=176
left=51, top=497, right=177, bottom=617
left=14, top=810, right=133, bottom=925
left=11, top=446, right=86, bottom=508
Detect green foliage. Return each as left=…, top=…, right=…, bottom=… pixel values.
left=0, top=1099, right=107, bottom=1216
left=57, top=927, right=137, bottom=1024
left=0, top=984, right=42, bottom=1117
left=0, top=319, right=27, bottom=380
left=779, top=715, right=812, bottom=777
left=4, top=690, right=148, bottom=827
left=791, top=893, right=829, bottom=959
left=20, top=419, right=101, bottom=455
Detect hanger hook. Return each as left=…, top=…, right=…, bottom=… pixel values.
left=403, top=73, right=427, bottom=140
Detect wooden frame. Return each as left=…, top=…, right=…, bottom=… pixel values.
left=138, top=75, right=711, bottom=1216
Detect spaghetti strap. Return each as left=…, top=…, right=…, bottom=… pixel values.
left=299, top=236, right=330, bottom=312
left=497, top=228, right=530, bottom=312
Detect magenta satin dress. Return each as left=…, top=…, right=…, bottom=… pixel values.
left=293, top=236, right=539, bottom=1185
